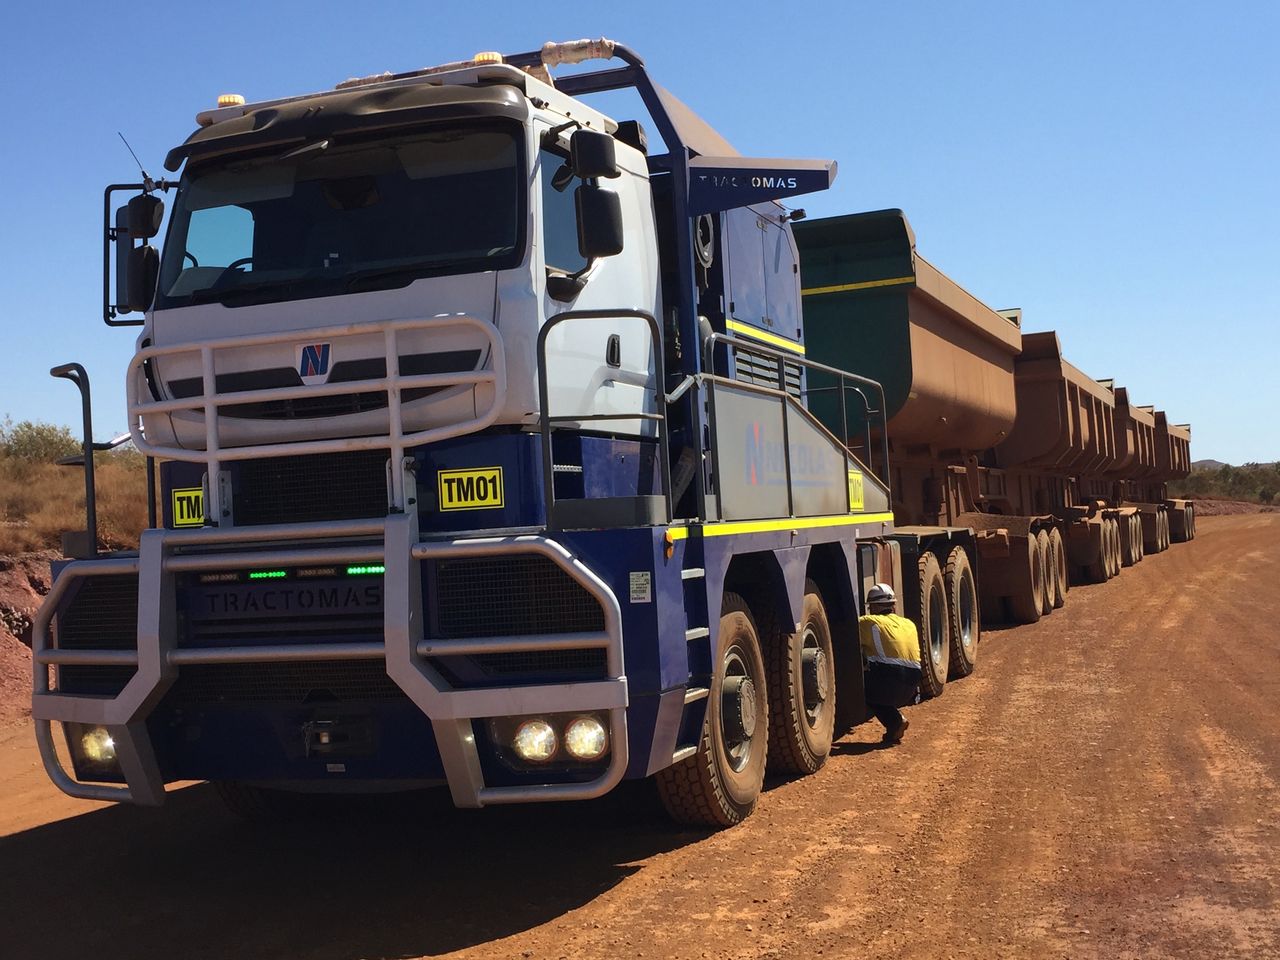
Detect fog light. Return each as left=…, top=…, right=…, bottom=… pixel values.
left=81, top=727, right=117, bottom=764
left=563, top=716, right=608, bottom=761
left=512, top=719, right=557, bottom=762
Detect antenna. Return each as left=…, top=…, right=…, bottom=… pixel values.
left=118, top=132, right=157, bottom=193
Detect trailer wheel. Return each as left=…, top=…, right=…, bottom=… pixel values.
left=765, top=582, right=836, bottom=776
left=1048, top=527, right=1068, bottom=608
left=1108, top=518, right=1122, bottom=577
left=1188, top=504, right=1197, bottom=540
left=657, top=591, right=768, bottom=827
left=945, top=546, right=979, bottom=678
left=917, top=553, right=950, bottom=696
left=1008, top=535, right=1044, bottom=624
left=1159, top=511, right=1170, bottom=552
left=1084, top=521, right=1108, bottom=584
left=1035, top=529, right=1055, bottom=614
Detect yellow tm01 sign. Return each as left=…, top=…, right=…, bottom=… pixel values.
left=847, top=469, right=865, bottom=512
left=437, top=467, right=505, bottom=511
left=172, top=487, right=205, bottom=527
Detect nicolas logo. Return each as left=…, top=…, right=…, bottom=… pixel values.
left=296, top=342, right=332, bottom=385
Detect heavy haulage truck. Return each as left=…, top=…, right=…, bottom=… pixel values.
left=32, top=38, right=1190, bottom=828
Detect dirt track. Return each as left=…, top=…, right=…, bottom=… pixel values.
left=0, top=513, right=1277, bottom=959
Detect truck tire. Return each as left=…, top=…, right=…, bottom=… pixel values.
left=1107, top=518, right=1119, bottom=578
left=764, top=582, right=836, bottom=776
left=1189, top=504, right=1197, bottom=540
left=917, top=552, right=950, bottom=696
left=1036, top=529, right=1055, bottom=614
left=945, top=546, right=979, bottom=678
left=1120, top=515, right=1136, bottom=567
left=1009, top=535, right=1044, bottom=623
left=657, top=592, right=769, bottom=827
left=1048, top=526, right=1068, bottom=608
left=1133, top=516, right=1144, bottom=562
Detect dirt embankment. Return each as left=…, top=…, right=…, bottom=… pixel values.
left=1186, top=497, right=1276, bottom=517
left=0, top=551, right=54, bottom=727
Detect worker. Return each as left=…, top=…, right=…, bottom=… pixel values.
left=858, top=583, right=922, bottom=745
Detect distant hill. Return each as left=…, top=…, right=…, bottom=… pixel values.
left=1192, top=459, right=1227, bottom=471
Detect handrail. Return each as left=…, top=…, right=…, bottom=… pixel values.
left=127, top=314, right=507, bottom=525
left=535, top=309, right=671, bottom=528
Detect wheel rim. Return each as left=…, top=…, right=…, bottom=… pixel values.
left=799, top=625, right=830, bottom=729
left=720, top=646, right=759, bottom=773
left=929, top=584, right=946, bottom=666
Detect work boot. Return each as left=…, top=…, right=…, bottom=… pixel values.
left=883, top=718, right=910, bottom=745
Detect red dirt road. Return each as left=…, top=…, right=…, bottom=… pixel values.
left=0, top=513, right=1277, bottom=959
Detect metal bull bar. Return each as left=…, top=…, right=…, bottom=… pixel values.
left=126, top=314, right=507, bottom=518
left=32, top=514, right=629, bottom=807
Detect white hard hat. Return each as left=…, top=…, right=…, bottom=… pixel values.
left=867, top=583, right=896, bottom=607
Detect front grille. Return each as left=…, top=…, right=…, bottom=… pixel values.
left=434, top=556, right=605, bottom=639
left=166, top=660, right=404, bottom=705
left=471, top=649, right=607, bottom=677
left=233, top=449, right=389, bottom=525
left=167, top=350, right=480, bottom=421
left=57, top=575, right=139, bottom=650
left=58, top=665, right=135, bottom=696
left=735, top=348, right=802, bottom=398
left=182, top=611, right=385, bottom=647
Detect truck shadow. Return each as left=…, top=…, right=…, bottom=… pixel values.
left=0, top=781, right=697, bottom=959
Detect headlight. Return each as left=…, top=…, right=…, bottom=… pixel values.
left=511, top=719, right=558, bottom=763
left=64, top=722, right=124, bottom=782
left=563, top=716, right=609, bottom=761
left=81, top=726, right=117, bottom=763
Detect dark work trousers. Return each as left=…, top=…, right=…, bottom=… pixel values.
left=865, top=661, right=922, bottom=733
left=871, top=703, right=905, bottom=732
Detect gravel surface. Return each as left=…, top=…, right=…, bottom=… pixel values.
left=0, top=514, right=1276, bottom=959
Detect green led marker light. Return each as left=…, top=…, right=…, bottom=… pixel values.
left=346, top=565, right=386, bottom=576
left=248, top=570, right=287, bottom=580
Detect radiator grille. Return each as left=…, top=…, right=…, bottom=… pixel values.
left=166, top=660, right=404, bottom=705
left=181, top=611, right=385, bottom=648
left=734, top=348, right=802, bottom=398
left=233, top=449, right=389, bottom=525
left=58, top=665, right=135, bottom=697
left=57, top=575, right=139, bottom=650
left=434, top=556, right=605, bottom=639
left=471, top=649, right=607, bottom=677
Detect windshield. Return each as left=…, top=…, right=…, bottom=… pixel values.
left=156, top=123, right=524, bottom=309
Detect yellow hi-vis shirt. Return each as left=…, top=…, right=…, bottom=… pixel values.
left=858, top=613, right=922, bottom=668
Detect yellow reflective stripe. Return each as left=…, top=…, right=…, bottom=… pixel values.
left=724, top=319, right=806, bottom=355
left=667, top=511, right=894, bottom=541
left=800, top=275, right=915, bottom=297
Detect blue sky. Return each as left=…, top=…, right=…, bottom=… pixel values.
left=2, top=0, right=1276, bottom=463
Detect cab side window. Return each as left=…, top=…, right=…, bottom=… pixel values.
left=540, top=150, right=587, bottom=274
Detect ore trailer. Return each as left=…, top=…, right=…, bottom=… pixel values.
left=33, top=38, right=1193, bottom=829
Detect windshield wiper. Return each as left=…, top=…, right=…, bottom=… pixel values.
left=187, top=278, right=308, bottom=306
left=343, top=264, right=440, bottom=293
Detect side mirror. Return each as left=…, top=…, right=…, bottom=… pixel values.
left=127, top=194, right=165, bottom=239
left=126, top=244, right=160, bottom=313
left=575, top=185, right=624, bottom=259
left=570, top=130, right=620, bottom=180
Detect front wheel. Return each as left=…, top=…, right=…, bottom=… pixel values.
left=765, top=583, right=836, bottom=776
left=657, top=592, right=769, bottom=827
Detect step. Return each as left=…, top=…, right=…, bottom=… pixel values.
left=685, top=627, right=709, bottom=642
left=671, top=745, right=698, bottom=763
left=680, top=567, right=706, bottom=580
left=684, top=686, right=709, bottom=704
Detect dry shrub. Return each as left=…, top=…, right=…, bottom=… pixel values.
left=0, top=455, right=150, bottom=554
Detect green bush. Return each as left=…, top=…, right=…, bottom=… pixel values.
left=0, top=417, right=81, bottom=463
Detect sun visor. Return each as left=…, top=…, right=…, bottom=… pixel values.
left=687, top=157, right=837, bottom=215
left=165, top=83, right=527, bottom=172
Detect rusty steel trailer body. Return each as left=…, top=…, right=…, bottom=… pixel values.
left=793, top=208, right=1193, bottom=638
